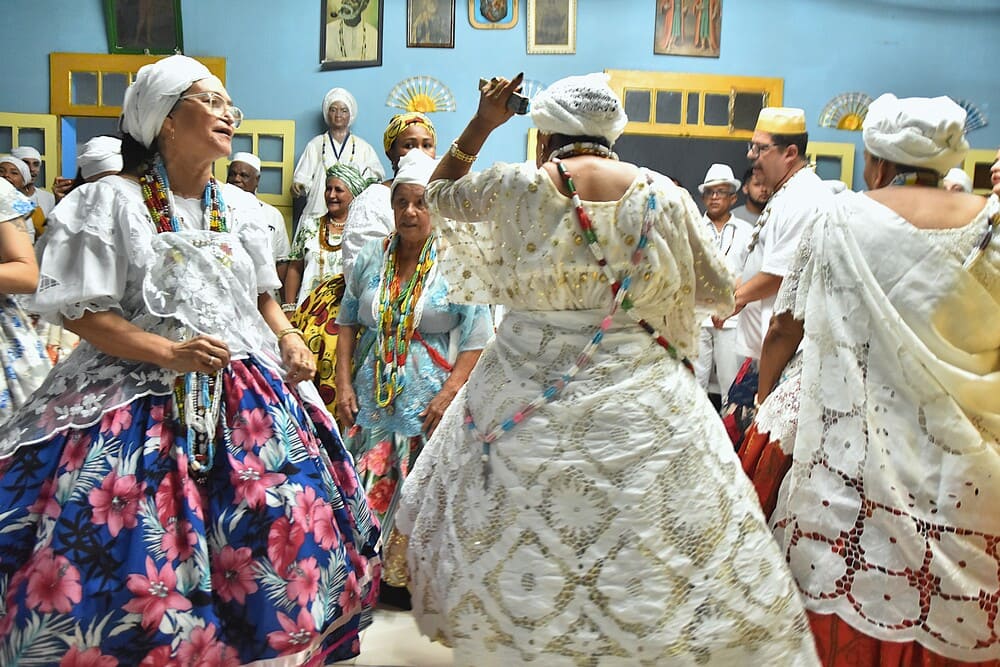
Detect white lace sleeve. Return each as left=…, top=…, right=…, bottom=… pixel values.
left=341, top=183, right=392, bottom=280
left=223, top=184, right=281, bottom=294
left=427, top=161, right=526, bottom=223
left=29, top=180, right=132, bottom=321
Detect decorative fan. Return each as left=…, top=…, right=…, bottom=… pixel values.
left=520, top=79, right=546, bottom=101
left=386, top=76, right=456, bottom=113
left=818, top=92, right=873, bottom=131
left=956, top=98, right=988, bottom=133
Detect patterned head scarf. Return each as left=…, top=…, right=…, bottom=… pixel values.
left=382, top=112, right=436, bottom=154
left=322, top=87, right=358, bottom=128
left=120, top=54, right=213, bottom=149
left=863, top=93, right=969, bottom=176
left=530, top=72, right=628, bottom=146
left=326, top=163, right=376, bottom=196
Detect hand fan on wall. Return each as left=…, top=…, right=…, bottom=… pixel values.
left=818, top=92, right=873, bottom=131
left=956, top=99, right=988, bottom=133
left=386, top=76, right=456, bottom=113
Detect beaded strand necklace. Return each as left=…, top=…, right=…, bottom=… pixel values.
left=339, top=19, right=367, bottom=59
left=324, top=131, right=356, bottom=165
left=373, top=233, right=437, bottom=408
left=466, top=157, right=692, bottom=488
left=316, top=214, right=346, bottom=281
left=140, top=157, right=228, bottom=483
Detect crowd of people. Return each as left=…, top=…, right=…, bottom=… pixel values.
left=0, top=53, right=999, bottom=666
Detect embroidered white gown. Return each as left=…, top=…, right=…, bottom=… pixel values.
left=394, top=161, right=820, bottom=666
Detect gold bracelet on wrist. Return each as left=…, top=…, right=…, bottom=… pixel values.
left=281, top=303, right=297, bottom=313
left=277, top=327, right=305, bottom=343
left=449, top=141, right=477, bottom=164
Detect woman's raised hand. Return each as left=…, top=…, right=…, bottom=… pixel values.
left=166, top=335, right=231, bottom=374
left=477, top=73, right=525, bottom=130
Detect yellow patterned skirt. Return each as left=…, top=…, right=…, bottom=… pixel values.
left=290, top=274, right=346, bottom=416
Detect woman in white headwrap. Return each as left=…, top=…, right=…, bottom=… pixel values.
left=743, top=94, right=1000, bottom=665
left=334, top=150, right=492, bottom=609
left=0, top=55, right=379, bottom=666
left=291, top=87, right=384, bottom=228
left=392, top=73, right=820, bottom=665
left=0, top=178, right=50, bottom=426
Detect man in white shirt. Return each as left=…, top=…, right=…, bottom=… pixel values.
left=692, top=163, right=754, bottom=403
left=226, top=152, right=292, bottom=297
left=11, top=146, right=54, bottom=237
left=730, top=166, right=771, bottom=224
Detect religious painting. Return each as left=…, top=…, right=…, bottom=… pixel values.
left=103, top=0, right=183, bottom=55
left=654, top=0, right=722, bottom=58
left=526, top=0, right=576, bottom=54
left=320, top=0, right=383, bottom=70
left=408, top=0, right=456, bottom=48
left=469, top=0, right=519, bottom=29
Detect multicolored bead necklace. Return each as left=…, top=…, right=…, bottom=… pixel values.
left=139, top=157, right=228, bottom=233
left=548, top=141, right=618, bottom=162
left=373, top=233, right=437, bottom=408
left=141, top=156, right=228, bottom=483
left=466, top=157, right=691, bottom=487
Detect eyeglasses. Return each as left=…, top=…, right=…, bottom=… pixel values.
left=747, top=142, right=778, bottom=158
left=704, top=189, right=735, bottom=199
left=177, top=91, right=243, bottom=128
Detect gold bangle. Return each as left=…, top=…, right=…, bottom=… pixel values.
left=449, top=141, right=477, bottom=164
left=277, top=327, right=305, bottom=342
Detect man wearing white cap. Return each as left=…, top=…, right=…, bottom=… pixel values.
left=693, top=163, right=753, bottom=403
left=11, top=146, right=55, bottom=225
left=942, top=166, right=972, bottom=193
left=721, top=107, right=834, bottom=438
left=227, top=152, right=292, bottom=295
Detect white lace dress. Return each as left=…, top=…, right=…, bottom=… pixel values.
left=772, top=191, right=1000, bottom=661
left=394, top=161, right=820, bottom=666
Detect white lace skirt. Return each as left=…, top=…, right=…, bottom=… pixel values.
left=0, top=297, right=51, bottom=426
left=396, top=310, right=819, bottom=666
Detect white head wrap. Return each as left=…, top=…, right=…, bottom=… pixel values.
left=120, top=55, right=213, bottom=149
left=230, top=152, right=261, bottom=174
left=0, top=155, right=31, bottom=184
left=11, top=146, right=41, bottom=162
left=323, top=88, right=358, bottom=127
left=391, top=150, right=438, bottom=197
left=942, top=167, right=973, bottom=193
left=530, top=72, right=628, bottom=146
left=862, top=94, right=969, bottom=176
left=77, top=136, right=123, bottom=179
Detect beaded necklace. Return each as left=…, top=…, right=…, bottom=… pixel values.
left=373, top=233, right=437, bottom=408
left=466, top=157, right=691, bottom=487
left=548, top=141, right=618, bottom=161
left=324, top=131, right=356, bottom=165
left=339, top=19, right=367, bottom=59
left=140, top=157, right=228, bottom=484
left=316, top=214, right=345, bottom=281
left=746, top=166, right=808, bottom=253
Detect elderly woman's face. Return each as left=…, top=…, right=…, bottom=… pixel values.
left=389, top=125, right=435, bottom=171
left=325, top=177, right=355, bottom=219
left=392, top=183, right=431, bottom=244
left=162, top=76, right=235, bottom=162
left=0, top=163, right=25, bottom=189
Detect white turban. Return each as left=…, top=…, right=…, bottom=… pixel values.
left=530, top=72, right=628, bottom=146
left=0, top=155, right=31, bottom=184
left=230, top=152, right=261, bottom=174
left=77, top=136, right=123, bottom=179
left=121, top=54, right=213, bottom=149
left=11, top=146, right=41, bottom=162
left=942, top=167, right=973, bottom=193
left=391, top=150, right=438, bottom=197
left=322, top=87, right=358, bottom=127
left=862, top=94, right=969, bottom=176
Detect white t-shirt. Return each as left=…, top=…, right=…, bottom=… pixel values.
left=734, top=168, right=833, bottom=359
left=257, top=199, right=291, bottom=263
left=29, top=187, right=55, bottom=217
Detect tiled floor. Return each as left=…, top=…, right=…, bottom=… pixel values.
left=334, top=608, right=454, bottom=667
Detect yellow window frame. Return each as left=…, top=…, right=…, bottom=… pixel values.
left=0, top=112, right=60, bottom=190
left=605, top=70, right=784, bottom=139
left=213, top=119, right=296, bottom=229
left=806, top=141, right=855, bottom=188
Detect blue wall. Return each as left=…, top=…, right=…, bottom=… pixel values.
left=2, top=0, right=998, bottom=190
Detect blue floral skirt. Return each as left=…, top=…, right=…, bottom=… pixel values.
left=0, top=357, right=380, bottom=666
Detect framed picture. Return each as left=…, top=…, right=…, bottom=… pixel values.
left=321, top=0, right=383, bottom=70
left=654, top=0, right=722, bottom=58
left=469, top=0, right=518, bottom=29
left=526, top=0, right=575, bottom=54
left=103, top=0, right=183, bottom=55
left=407, top=0, right=456, bottom=48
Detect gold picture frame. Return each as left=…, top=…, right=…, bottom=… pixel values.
left=469, top=0, right=519, bottom=29
left=526, top=0, right=575, bottom=54
left=320, top=0, right=383, bottom=71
